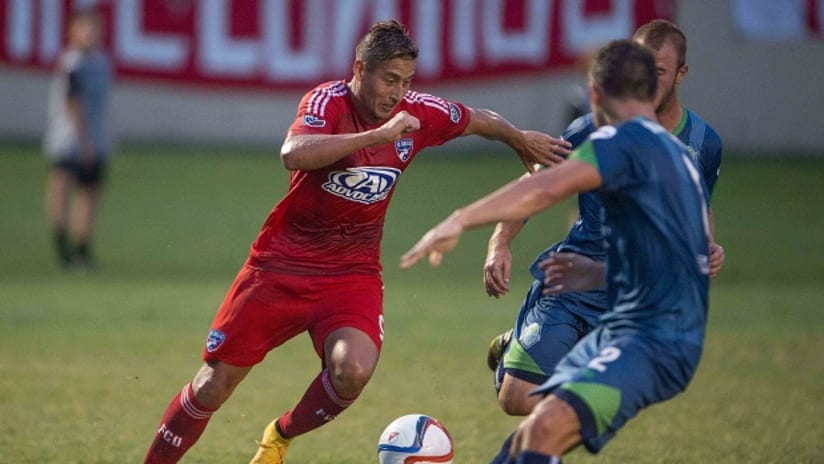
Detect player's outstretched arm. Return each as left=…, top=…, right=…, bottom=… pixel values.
left=461, top=108, right=571, bottom=172
left=538, top=252, right=606, bottom=295
left=281, top=111, right=420, bottom=170
left=401, top=160, right=601, bottom=270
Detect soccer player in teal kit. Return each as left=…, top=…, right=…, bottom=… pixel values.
left=401, top=40, right=711, bottom=463
left=485, top=19, right=724, bottom=417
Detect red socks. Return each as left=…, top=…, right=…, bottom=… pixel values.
left=277, top=369, right=357, bottom=438
left=144, top=383, right=217, bottom=464
left=144, top=369, right=357, bottom=462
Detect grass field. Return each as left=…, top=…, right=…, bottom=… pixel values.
left=1, top=141, right=823, bottom=463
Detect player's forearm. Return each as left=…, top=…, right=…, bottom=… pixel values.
left=487, top=171, right=532, bottom=248
left=489, top=220, right=526, bottom=250
left=455, top=161, right=599, bottom=233
left=454, top=172, right=566, bottom=233
left=280, top=131, right=385, bottom=170
left=708, top=207, right=716, bottom=241
left=462, top=108, right=527, bottom=151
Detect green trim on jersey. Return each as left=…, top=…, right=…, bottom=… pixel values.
left=672, top=107, right=688, bottom=137
left=569, top=140, right=599, bottom=170
left=502, top=338, right=544, bottom=375
left=560, top=381, right=621, bottom=436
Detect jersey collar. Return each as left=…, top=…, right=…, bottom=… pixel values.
left=671, top=107, right=688, bottom=137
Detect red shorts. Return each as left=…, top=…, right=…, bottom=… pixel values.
left=202, top=265, right=385, bottom=367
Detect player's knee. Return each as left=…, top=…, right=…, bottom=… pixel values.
left=192, top=376, right=231, bottom=409
left=497, top=375, right=541, bottom=416
left=329, top=359, right=374, bottom=397
left=525, top=397, right=581, bottom=452
left=497, top=391, right=532, bottom=416
left=192, top=363, right=243, bottom=409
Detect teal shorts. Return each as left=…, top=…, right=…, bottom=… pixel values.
left=499, top=280, right=602, bottom=388
left=535, top=326, right=702, bottom=453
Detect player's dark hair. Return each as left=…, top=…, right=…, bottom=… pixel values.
left=69, top=6, right=99, bottom=22
left=633, top=19, right=687, bottom=68
left=355, top=20, right=419, bottom=70
left=589, top=40, right=657, bottom=101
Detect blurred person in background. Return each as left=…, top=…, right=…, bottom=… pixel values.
left=483, top=19, right=724, bottom=418
left=43, top=8, right=112, bottom=270
left=143, top=19, right=570, bottom=464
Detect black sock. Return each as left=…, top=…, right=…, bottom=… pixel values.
left=76, top=241, right=90, bottom=259
left=489, top=432, right=516, bottom=464
left=54, top=229, right=72, bottom=266
left=516, top=451, right=562, bottom=464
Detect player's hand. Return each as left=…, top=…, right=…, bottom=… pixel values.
left=378, top=111, right=420, bottom=143
left=484, top=243, right=512, bottom=298
left=516, top=131, right=571, bottom=173
left=400, top=213, right=464, bottom=270
left=709, top=242, right=725, bottom=277
left=538, top=252, right=605, bottom=295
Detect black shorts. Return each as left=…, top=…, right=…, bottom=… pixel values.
left=54, top=157, right=107, bottom=186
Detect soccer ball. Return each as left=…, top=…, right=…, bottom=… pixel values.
left=377, top=414, right=454, bottom=464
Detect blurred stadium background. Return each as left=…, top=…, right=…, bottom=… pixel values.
left=1, top=1, right=823, bottom=463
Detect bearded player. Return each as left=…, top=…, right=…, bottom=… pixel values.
left=484, top=19, right=724, bottom=417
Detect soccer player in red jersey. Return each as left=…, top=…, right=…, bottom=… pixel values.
left=143, top=20, right=571, bottom=464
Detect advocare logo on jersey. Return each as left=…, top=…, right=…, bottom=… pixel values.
left=322, top=166, right=401, bottom=204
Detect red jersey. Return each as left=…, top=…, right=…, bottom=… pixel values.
left=248, top=80, right=471, bottom=276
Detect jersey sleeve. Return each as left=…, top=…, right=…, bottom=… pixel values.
left=562, top=113, right=596, bottom=149
left=699, top=126, right=722, bottom=200
left=406, top=92, right=470, bottom=148
left=286, top=82, right=346, bottom=136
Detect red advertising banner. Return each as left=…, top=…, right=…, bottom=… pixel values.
left=0, top=0, right=675, bottom=90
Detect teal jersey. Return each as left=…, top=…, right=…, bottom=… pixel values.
left=673, top=108, right=722, bottom=201
left=529, top=109, right=721, bottom=313
left=571, top=117, right=710, bottom=346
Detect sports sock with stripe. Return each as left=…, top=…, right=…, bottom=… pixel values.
left=276, top=368, right=357, bottom=438
left=144, top=383, right=217, bottom=464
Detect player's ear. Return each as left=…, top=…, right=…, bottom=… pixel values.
left=676, top=63, right=688, bottom=86
left=353, top=60, right=365, bottom=80
left=589, top=83, right=600, bottom=108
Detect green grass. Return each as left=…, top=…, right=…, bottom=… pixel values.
left=1, top=142, right=822, bottom=463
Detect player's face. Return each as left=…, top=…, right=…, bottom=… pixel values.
left=646, top=41, right=687, bottom=115
left=354, top=57, right=416, bottom=123
left=70, top=16, right=100, bottom=51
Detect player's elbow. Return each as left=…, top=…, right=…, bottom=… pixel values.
left=280, top=141, right=303, bottom=171
left=280, top=151, right=299, bottom=171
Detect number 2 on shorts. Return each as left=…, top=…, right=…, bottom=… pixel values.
left=587, top=346, right=622, bottom=373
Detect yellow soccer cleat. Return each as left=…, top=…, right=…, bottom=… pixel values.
left=250, top=420, right=292, bottom=464
left=486, top=328, right=514, bottom=372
